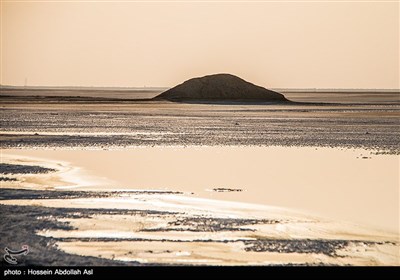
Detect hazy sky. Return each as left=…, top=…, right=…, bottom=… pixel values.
left=1, top=1, right=399, bottom=89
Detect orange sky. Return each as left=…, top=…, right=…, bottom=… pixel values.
left=1, top=1, right=399, bottom=89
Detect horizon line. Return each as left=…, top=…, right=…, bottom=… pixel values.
left=1, top=84, right=399, bottom=92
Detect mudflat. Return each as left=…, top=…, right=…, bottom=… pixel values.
left=1, top=91, right=399, bottom=153
left=1, top=90, right=399, bottom=266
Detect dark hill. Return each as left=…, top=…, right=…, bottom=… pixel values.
left=153, top=74, right=287, bottom=102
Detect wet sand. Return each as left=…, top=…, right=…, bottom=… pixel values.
left=1, top=94, right=399, bottom=153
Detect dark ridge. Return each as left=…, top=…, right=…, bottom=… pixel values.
left=0, top=163, right=56, bottom=175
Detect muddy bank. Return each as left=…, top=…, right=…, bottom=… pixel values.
left=1, top=101, right=399, bottom=153
left=0, top=188, right=182, bottom=200
left=0, top=204, right=137, bottom=266
left=0, top=163, right=56, bottom=175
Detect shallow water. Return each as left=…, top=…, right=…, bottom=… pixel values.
left=4, top=146, right=399, bottom=234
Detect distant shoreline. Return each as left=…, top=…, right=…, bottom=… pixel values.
left=1, top=92, right=399, bottom=107
left=1, top=85, right=399, bottom=94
